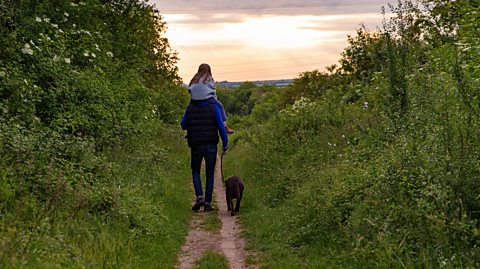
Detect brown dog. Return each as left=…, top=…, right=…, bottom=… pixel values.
left=225, top=176, right=244, bottom=216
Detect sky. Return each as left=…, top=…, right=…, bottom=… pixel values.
left=152, top=0, right=393, bottom=82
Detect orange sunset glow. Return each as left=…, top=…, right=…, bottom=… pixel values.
left=153, top=1, right=392, bottom=82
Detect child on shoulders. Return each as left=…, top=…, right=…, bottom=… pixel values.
left=188, top=63, right=234, bottom=134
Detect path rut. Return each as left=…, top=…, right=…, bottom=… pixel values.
left=175, top=155, right=255, bottom=269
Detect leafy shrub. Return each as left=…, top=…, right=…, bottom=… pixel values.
left=0, top=0, right=190, bottom=267
left=228, top=1, right=480, bottom=267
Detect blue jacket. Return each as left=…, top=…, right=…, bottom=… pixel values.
left=181, top=101, right=228, bottom=149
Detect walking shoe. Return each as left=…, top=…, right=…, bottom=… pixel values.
left=204, top=203, right=214, bottom=212
left=191, top=197, right=205, bottom=211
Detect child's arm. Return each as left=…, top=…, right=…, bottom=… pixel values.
left=207, top=80, right=216, bottom=90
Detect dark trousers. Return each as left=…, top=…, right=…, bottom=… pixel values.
left=190, top=144, right=217, bottom=204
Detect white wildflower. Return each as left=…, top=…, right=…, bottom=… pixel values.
left=24, top=79, right=28, bottom=84
left=0, top=71, right=6, bottom=78
left=72, top=23, right=76, bottom=28
left=35, top=17, right=42, bottom=22
left=106, top=51, right=113, bottom=57
left=53, top=54, right=60, bottom=62
left=52, top=23, right=58, bottom=28
left=79, top=1, right=86, bottom=5
left=91, top=53, right=96, bottom=58
left=95, top=44, right=101, bottom=51
left=83, top=51, right=89, bottom=57
left=29, top=40, right=35, bottom=45
left=21, top=43, right=34, bottom=55
left=363, top=101, right=369, bottom=109
left=43, top=17, right=50, bottom=23
left=64, top=58, right=71, bottom=64
left=70, top=3, right=78, bottom=7
left=64, top=12, right=69, bottom=17
left=58, top=29, right=64, bottom=33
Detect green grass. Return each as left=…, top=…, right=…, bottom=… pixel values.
left=105, top=124, right=192, bottom=268
left=203, top=206, right=222, bottom=232
left=222, top=139, right=339, bottom=268
left=223, top=138, right=383, bottom=268
left=195, top=250, right=230, bottom=269
left=0, top=123, right=193, bottom=268
left=225, top=106, right=480, bottom=268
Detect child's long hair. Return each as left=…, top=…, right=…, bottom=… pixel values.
left=189, top=63, right=213, bottom=86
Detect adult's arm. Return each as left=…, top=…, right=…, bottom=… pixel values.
left=180, top=107, right=188, bottom=130
left=214, top=104, right=228, bottom=149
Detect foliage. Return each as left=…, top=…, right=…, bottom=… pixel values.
left=195, top=251, right=230, bottom=269
left=217, top=82, right=278, bottom=116
left=339, top=26, right=387, bottom=83
left=0, top=0, right=190, bottom=267
left=225, top=0, right=480, bottom=267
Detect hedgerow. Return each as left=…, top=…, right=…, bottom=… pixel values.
left=224, top=1, right=480, bottom=267
left=0, top=0, right=190, bottom=267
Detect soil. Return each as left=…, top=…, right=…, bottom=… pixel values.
left=175, top=155, right=257, bottom=269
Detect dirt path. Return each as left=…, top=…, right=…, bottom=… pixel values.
left=175, top=155, right=255, bottom=269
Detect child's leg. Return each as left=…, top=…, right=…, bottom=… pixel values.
left=207, top=97, right=227, bottom=122
left=218, top=102, right=228, bottom=122
left=208, top=98, right=234, bottom=133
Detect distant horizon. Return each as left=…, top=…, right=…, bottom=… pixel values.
left=154, top=0, right=392, bottom=82
left=215, top=78, right=294, bottom=83
left=182, top=78, right=294, bottom=87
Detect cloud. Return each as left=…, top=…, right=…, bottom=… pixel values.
left=153, top=0, right=392, bottom=16
left=161, top=1, right=391, bottom=34
left=175, top=39, right=351, bottom=81
left=154, top=0, right=396, bottom=81
left=299, top=14, right=386, bottom=32
left=164, top=13, right=248, bottom=27
left=176, top=43, right=247, bottom=54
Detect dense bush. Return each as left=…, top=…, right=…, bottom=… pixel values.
left=0, top=0, right=190, bottom=267
left=226, top=0, right=480, bottom=267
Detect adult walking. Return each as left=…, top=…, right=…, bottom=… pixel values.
left=181, top=63, right=229, bottom=211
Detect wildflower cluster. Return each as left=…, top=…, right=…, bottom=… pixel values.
left=0, top=0, right=185, bottom=267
